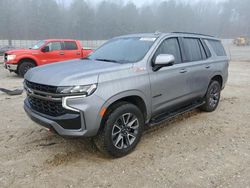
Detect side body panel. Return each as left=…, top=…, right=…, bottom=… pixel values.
left=96, top=64, right=152, bottom=121
left=62, top=41, right=82, bottom=61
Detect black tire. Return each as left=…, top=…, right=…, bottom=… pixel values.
left=18, top=61, right=35, bottom=77
left=200, top=80, right=221, bottom=112
left=94, top=102, right=144, bottom=158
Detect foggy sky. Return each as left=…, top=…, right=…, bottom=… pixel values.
left=90, top=0, right=227, bottom=6
left=59, top=0, right=228, bottom=7
left=2, top=0, right=248, bottom=40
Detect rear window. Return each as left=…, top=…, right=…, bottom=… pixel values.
left=64, top=41, right=78, bottom=50
left=182, top=38, right=206, bottom=62
left=208, top=40, right=226, bottom=56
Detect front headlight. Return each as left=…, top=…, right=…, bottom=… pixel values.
left=57, top=84, right=97, bottom=96
left=7, top=54, right=16, bottom=61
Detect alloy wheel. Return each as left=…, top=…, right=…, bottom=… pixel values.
left=209, top=84, right=220, bottom=108
left=111, top=113, right=139, bottom=149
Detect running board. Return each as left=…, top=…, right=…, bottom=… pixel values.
left=149, top=101, right=205, bottom=127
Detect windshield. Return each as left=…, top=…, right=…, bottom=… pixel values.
left=31, top=40, right=45, bottom=50
left=88, top=37, right=156, bottom=63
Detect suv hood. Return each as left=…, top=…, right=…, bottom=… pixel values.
left=25, top=59, right=132, bottom=86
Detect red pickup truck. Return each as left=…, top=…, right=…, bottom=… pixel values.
left=4, top=39, right=93, bottom=77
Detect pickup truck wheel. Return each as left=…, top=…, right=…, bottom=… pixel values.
left=18, top=61, right=35, bottom=77
left=94, top=102, right=144, bottom=157
left=200, top=80, right=221, bottom=112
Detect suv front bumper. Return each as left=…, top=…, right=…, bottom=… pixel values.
left=24, top=94, right=105, bottom=137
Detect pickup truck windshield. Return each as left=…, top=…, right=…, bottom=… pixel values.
left=31, top=40, right=45, bottom=50
left=88, top=37, right=156, bottom=63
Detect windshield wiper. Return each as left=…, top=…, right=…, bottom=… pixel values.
left=95, top=58, right=118, bottom=63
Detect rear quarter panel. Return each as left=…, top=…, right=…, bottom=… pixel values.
left=205, top=40, right=229, bottom=89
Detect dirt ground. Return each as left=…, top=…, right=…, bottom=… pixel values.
left=0, top=46, right=250, bottom=188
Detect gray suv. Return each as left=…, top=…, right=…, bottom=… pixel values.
left=24, top=32, right=229, bottom=157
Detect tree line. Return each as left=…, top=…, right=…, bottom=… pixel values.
left=0, top=0, right=249, bottom=40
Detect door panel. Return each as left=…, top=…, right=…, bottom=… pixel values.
left=180, top=38, right=213, bottom=98
left=149, top=64, right=190, bottom=115
left=62, top=41, right=81, bottom=61
left=149, top=37, right=190, bottom=115
left=41, top=42, right=64, bottom=64
left=180, top=61, right=211, bottom=99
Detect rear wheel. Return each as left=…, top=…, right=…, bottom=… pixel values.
left=94, top=102, right=144, bottom=157
left=18, top=61, right=35, bottom=77
left=200, top=80, right=221, bottom=112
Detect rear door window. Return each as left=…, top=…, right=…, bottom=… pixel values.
left=154, top=38, right=182, bottom=64
left=207, top=40, right=226, bottom=56
left=64, top=41, right=78, bottom=50
left=182, top=38, right=205, bottom=62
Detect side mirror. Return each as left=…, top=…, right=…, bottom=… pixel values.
left=153, top=54, right=175, bottom=71
left=41, top=46, right=49, bottom=52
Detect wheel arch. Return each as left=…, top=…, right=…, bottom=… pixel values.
left=211, top=74, right=223, bottom=88
left=17, top=58, right=38, bottom=73
left=97, top=91, right=150, bottom=133
left=18, top=57, right=37, bottom=67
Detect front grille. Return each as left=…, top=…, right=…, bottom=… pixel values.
left=28, top=96, right=67, bottom=116
left=25, top=80, right=68, bottom=116
left=25, top=80, right=57, bottom=94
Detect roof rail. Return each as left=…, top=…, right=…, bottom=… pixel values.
left=172, top=32, right=215, bottom=38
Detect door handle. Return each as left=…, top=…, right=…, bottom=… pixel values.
left=59, top=52, right=64, bottom=55
left=179, top=69, right=187, bottom=73
left=205, top=65, right=210, bottom=69
left=76, top=52, right=81, bottom=55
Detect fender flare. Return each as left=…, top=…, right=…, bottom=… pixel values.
left=209, top=71, right=223, bottom=85
left=17, top=55, right=38, bottom=66
left=96, top=90, right=152, bottom=126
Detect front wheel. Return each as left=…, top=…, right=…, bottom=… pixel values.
left=94, top=102, right=144, bottom=157
left=200, top=80, right=221, bottom=112
left=18, top=61, right=35, bottom=77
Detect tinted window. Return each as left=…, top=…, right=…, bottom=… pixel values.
left=88, top=37, right=155, bottom=63
left=201, top=39, right=212, bottom=58
left=64, top=41, right=78, bottom=50
left=154, top=38, right=182, bottom=64
left=46, top=42, right=62, bottom=51
left=183, top=38, right=205, bottom=62
left=198, top=40, right=207, bottom=59
left=208, top=40, right=226, bottom=56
